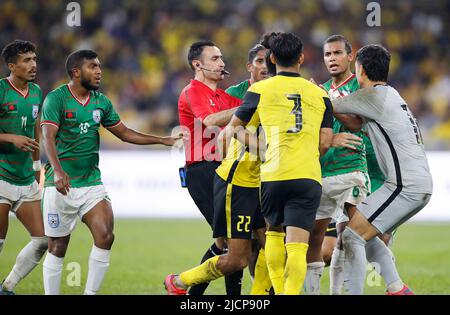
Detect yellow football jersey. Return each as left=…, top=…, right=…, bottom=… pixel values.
left=216, top=112, right=261, bottom=188
left=235, top=72, right=332, bottom=183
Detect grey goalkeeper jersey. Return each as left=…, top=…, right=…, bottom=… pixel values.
left=333, top=85, right=433, bottom=194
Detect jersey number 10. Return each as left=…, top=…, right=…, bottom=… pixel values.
left=286, top=94, right=302, bottom=134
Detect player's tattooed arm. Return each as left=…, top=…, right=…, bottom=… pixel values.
left=106, top=122, right=185, bottom=146
left=42, top=124, right=70, bottom=195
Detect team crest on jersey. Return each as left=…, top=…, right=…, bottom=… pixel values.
left=32, top=105, right=39, bottom=119
left=92, top=109, right=102, bottom=123
left=48, top=214, right=60, bottom=228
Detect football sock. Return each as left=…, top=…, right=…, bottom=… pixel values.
left=3, top=236, right=48, bottom=291
left=43, top=252, right=64, bottom=295
left=365, top=237, right=403, bottom=292
left=225, top=269, right=243, bottom=295
left=179, top=255, right=223, bottom=287
left=284, top=242, right=309, bottom=295
left=342, top=227, right=367, bottom=295
left=304, top=261, right=325, bottom=295
left=250, top=248, right=272, bottom=295
left=265, top=231, right=286, bottom=295
left=329, top=247, right=346, bottom=295
left=84, top=245, right=111, bottom=295
left=188, top=242, right=224, bottom=295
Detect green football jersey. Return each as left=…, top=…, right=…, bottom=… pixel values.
left=0, top=79, right=42, bottom=185
left=41, top=84, right=121, bottom=188
left=320, top=75, right=368, bottom=177
left=226, top=80, right=250, bottom=100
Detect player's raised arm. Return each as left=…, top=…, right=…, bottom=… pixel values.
left=106, top=122, right=184, bottom=146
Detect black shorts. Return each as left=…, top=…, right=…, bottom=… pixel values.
left=186, top=161, right=220, bottom=227
left=213, top=175, right=263, bottom=239
left=325, top=222, right=337, bottom=238
left=260, top=179, right=322, bottom=232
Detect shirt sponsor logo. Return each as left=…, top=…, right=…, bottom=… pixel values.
left=92, top=109, right=102, bottom=123
left=48, top=214, right=60, bottom=228
left=209, top=99, right=215, bottom=107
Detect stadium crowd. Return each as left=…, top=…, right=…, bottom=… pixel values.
left=0, top=0, right=448, bottom=149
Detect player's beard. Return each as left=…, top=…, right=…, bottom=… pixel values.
left=80, top=74, right=99, bottom=91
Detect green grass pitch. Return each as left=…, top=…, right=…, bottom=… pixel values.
left=1, top=218, right=449, bottom=295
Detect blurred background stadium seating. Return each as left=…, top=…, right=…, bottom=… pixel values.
left=0, top=0, right=449, bottom=149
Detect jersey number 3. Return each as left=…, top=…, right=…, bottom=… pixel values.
left=286, top=94, right=302, bottom=133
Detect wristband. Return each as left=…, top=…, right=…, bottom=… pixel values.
left=33, top=160, right=42, bottom=171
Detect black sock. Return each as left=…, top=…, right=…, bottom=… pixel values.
left=225, top=269, right=243, bottom=295
left=188, top=243, right=224, bottom=295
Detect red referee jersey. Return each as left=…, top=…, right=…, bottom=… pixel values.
left=178, top=79, right=242, bottom=165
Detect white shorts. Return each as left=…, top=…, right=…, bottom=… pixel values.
left=43, top=185, right=110, bottom=237
left=357, top=184, right=431, bottom=234
left=316, top=171, right=370, bottom=221
left=0, top=180, right=41, bottom=213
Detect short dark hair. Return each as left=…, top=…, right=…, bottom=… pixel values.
left=248, top=44, right=265, bottom=64
left=65, top=50, right=98, bottom=78
left=356, top=44, right=391, bottom=82
left=187, top=40, right=216, bottom=71
left=1, top=40, right=36, bottom=64
left=261, top=32, right=303, bottom=67
left=324, top=34, right=352, bottom=54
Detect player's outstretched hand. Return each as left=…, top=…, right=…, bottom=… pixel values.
left=332, top=132, right=363, bottom=150
left=160, top=132, right=187, bottom=147
left=54, top=168, right=71, bottom=195
left=11, top=135, right=40, bottom=152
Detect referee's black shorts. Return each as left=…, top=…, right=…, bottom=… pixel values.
left=186, top=161, right=220, bottom=227
left=260, top=178, right=322, bottom=232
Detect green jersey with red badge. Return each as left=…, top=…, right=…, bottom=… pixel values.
left=0, top=78, right=42, bottom=185
left=320, top=74, right=368, bottom=178
left=321, top=74, right=385, bottom=192
left=41, top=84, right=121, bottom=188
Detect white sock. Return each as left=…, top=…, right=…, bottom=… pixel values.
left=0, top=239, right=4, bottom=254
left=3, top=237, right=48, bottom=291
left=329, top=247, right=345, bottom=295
left=84, top=245, right=111, bottom=295
left=342, top=227, right=367, bottom=295
left=304, top=261, right=325, bottom=295
left=365, top=237, right=403, bottom=293
left=43, top=252, right=64, bottom=295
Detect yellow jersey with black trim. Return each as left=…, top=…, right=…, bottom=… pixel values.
left=215, top=112, right=261, bottom=188
left=235, top=72, right=333, bottom=183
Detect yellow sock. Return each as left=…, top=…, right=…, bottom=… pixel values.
left=265, top=231, right=286, bottom=295
left=179, top=255, right=224, bottom=287
left=284, top=242, right=309, bottom=295
left=250, top=248, right=272, bottom=295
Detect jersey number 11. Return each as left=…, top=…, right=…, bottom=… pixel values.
left=286, top=94, right=302, bottom=134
